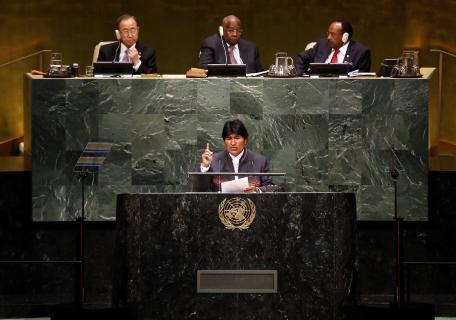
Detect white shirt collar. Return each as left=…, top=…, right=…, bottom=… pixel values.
left=338, top=41, right=350, bottom=58
left=228, top=149, right=245, bottom=162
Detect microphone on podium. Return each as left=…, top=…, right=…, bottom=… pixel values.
left=218, top=26, right=228, bottom=65
left=113, top=29, right=121, bottom=62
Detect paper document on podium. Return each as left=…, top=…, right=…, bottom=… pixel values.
left=221, top=177, right=249, bottom=193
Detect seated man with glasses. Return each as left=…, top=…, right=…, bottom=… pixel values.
left=97, top=14, right=157, bottom=74
left=198, top=15, right=263, bottom=73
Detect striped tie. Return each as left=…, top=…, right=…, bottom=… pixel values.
left=121, top=49, right=129, bottom=62
left=229, top=46, right=238, bottom=65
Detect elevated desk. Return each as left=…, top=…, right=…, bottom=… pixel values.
left=25, top=70, right=433, bottom=221
left=114, top=192, right=356, bottom=320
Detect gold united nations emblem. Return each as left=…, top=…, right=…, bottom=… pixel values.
left=218, top=197, right=256, bottom=230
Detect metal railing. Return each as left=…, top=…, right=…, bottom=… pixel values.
left=0, top=49, right=52, bottom=70
left=0, top=50, right=51, bottom=159
left=430, top=49, right=456, bottom=126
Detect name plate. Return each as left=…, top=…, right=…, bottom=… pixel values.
left=197, top=270, right=277, bottom=293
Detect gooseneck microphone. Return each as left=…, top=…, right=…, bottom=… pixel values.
left=218, top=159, right=222, bottom=193
left=218, top=26, right=228, bottom=65
left=113, top=29, right=121, bottom=63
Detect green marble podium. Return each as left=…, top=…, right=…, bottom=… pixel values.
left=25, top=71, right=432, bottom=221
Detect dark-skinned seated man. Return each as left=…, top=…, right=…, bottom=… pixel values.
left=294, top=20, right=371, bottom=76
left=193, top=119, right=273, bottom=193
left=97, top=14, right=157, bottom=74
left=198, top=15, right=263, bottom=74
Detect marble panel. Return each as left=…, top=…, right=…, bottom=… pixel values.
left=131, top=78, right=165, bottom=114
left=295, top=79, right=330, bottom=114
left=230, top=79, right=264, bottom=119
left=196, top=79, right=230, bottom=122
left=97, top=78, right=133, bottom=114
left=263, top=79, right=297, bottom=115
left=331, top=79, right=363, bottom=114
left=27, top=76, right=430, bottom=221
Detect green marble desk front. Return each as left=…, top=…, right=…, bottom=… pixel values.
left=25, top=73, right=431, bottom=221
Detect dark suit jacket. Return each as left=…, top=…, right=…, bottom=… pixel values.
left=192, top=149, right=273, bottom=192
left=198, top=34, right=263, bottom=73
left=295, top=38, right=371, bottom=75
left=97, top=41, right=157, bottom=74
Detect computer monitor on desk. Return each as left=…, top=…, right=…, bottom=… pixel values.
left=308, top=63, right=350, bottom=77
left=93, top=62, right=133, bottom=77
left=207, top=64, right=246, bottom=77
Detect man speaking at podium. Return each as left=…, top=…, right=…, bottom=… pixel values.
left=193, top=119, right=273, bottom=192
left=97, top=14, right=157, bottom=74
left=198, top=15, right=263, bottom=73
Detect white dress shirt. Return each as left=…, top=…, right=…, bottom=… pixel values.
left=200, top=149, right=245, bottom=178
left=119, top=43, right=142, bottom=71
left=325, top=41, right=350, bottom=64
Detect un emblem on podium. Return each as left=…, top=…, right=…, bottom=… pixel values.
left=218, top=197, right=256, bottom=230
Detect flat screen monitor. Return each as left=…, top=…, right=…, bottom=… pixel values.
left=207, top=64, right=246, bottom=77
left=308, top=63, right=350, bottom=77
left=93, top=62, right=133, bottom=77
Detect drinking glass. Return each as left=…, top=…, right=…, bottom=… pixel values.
left=85, top=65, right=94, bottom=77
left=50, top=52, right=62, bottom=67
left=49, top=52, right=62, bottom=73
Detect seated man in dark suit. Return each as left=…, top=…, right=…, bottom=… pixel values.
left=193, top=119, right=273, bottom=192
left=295, top=21, right=371, bottom=76
left=97, top=14, right=157, bottom=74
left=198, top=15, right=263, bottom=74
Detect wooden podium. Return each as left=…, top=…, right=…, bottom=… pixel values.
left=114, top=192, right=356, bottom=320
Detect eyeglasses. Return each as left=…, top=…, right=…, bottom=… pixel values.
left=120, top=28, right=138, bottom=36
left=225, top=28, right=243, bottom=35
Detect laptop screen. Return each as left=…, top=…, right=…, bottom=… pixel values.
left=93, top=62, right=133, bottom=76
left=207, top=64, right=246, bottom=77
left=308, top=63, right=350, bottom=77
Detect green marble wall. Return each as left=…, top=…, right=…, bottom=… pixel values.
left=27, top=76, right=428, bottom=221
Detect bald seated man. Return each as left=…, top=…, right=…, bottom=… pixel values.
left=198, top=15, right=263, bottom=73
left=294, top=20, right=371, bottom=76
left=97, top=14, right=157, bottom=74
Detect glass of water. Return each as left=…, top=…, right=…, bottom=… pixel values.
left=49, top=52, right=62, bottom=73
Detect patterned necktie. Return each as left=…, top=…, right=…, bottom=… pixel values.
left=229, top=46, right=238, bottom=65
left=330, top=48, right=339, bottom=63
left=121, top=49, right=130, bottom=62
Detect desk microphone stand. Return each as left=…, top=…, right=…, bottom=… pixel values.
left=73, top=142, right=112, bottom=306
left=76, top=171, right=88, bottom=306
left=390, top=167, right=404, bottom=307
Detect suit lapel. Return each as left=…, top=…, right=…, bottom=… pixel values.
left=221, top=151, right=234, bottom=172
left=344, top=42, right=354, bottom=64
left=238, top=41, right=247, bottom=64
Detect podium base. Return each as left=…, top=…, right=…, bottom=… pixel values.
left=50, top=303, right=137, bottom=320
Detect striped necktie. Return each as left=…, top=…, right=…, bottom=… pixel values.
left=121, top=49, right=130, bottom=62
left=229, top=46, right=238, bottom=65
